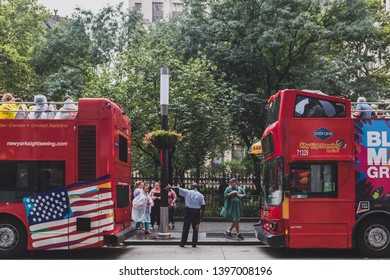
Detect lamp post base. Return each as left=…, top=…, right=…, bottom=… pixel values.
left=157, top=232, right=171, bottom=239
left=158, top=206, right=171, bottom=239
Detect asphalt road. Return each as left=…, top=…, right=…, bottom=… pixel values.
left=19, top=220, right=388, bottom=260
left=9, top=244, right=388, bottom=280
left=23, top=244, right=380, bottom=260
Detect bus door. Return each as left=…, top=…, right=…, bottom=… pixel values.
left=287, top=163, right=352, bottom=248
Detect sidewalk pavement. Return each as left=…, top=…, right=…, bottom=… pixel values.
left=124, top=218, right=261, bottom=246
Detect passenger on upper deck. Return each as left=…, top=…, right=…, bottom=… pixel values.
left=29, top=95, right=49, bottom=119
left=55, top=96, right=77, bottom=119
left=303, top=98, right=325, bottom=117
left=353, top=97, right=376, bottom=118
left=13, top=97, right=29, bottom=119
left=0, top=93, right=17, bottom=119
left=47, top=100, right=58, bottom=119
left=14, top=98, right=28, bottom=110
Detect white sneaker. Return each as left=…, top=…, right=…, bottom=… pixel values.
left=224, top=230, right=232, bottom=238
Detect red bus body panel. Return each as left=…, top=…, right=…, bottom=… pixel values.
left=0, top=98, right=132, bottom=252
left=257, top=89, right=390, bottom=250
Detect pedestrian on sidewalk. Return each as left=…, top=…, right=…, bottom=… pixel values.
left=167, top=185, right=177, bottom=229
left=142, top=184, right=153, bottom=234
left=149, top=181, right=161, bottom=229
left=223, top=178, right=246, bottom=240
left=173, top=183, right=205, bottom=248
left=132, top=180, right=145, bottom=230
left=131, top=182, right=153, bottom=234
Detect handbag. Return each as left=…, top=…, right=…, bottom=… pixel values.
left=220, top=199, right=228, bottom=217
left=220, top=206, right=226, bottom=217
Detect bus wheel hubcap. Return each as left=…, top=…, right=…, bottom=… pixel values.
left=0, top=225, right=17, bottom=250
left=366, top=225, right=389, bottom=250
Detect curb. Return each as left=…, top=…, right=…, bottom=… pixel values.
left=124, top=231, right=261, bottom=246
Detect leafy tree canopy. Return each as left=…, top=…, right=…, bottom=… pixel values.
left=84, top=22, right=233, bottom=178
left=176, top=0, right=389, bottom=139
left=0, top=0, right=48, bottom=93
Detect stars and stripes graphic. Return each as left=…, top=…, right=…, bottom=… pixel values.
left=24, top=187, right=71, bottom=226
left=23, top=175, right=115, bottom=250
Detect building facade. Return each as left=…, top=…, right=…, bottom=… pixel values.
left=385, top=0, right=390, bottom=11
left=128, top=0, right=183, bottom=23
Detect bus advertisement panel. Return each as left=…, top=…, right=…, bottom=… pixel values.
left=355, top=120, right=390, bottom=212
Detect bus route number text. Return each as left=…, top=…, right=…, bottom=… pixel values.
left=297, top=149, right=309, bottom=156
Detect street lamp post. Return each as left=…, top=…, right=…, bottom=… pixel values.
left=158, top=67, right=170, bottom=239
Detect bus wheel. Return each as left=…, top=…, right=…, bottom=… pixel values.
left=357, top=218, right=390, bottom=258
left=0, top=217, right=27, bottom=258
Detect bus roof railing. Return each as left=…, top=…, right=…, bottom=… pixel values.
left=351, top=100, right=390, bottom=118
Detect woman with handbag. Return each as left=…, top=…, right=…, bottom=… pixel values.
left=167, top=185, right=177, bottom=229
left=223, top=178, right=246, bottom=240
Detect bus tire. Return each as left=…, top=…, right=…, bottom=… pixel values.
left=0, top=216, right=27, bottom=258
left=356, top=217, right=390, bottom=258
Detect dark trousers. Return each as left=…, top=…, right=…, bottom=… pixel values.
left=151, top=206, right=160, bottom=227
left=180, top=208, right=201, bottom=246
left=168, top=207, right=175, bottom=225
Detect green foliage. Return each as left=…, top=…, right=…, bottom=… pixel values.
left=73, top=4, right=144, bottom=64
left=0, top=45, right=33, bottom=91
left=173, top=0, right=389, bottom=184
left=85, top=22, right=232, bottom=179
left=31, top=19, right=93, bottom=100
left=179, top=0, right=389, bottom=105
left=225, top=158, right=254, bottom=178
left=0, top=0, right=48, bottom=93
left=32, top=20, right=92, bottom=72
left=31, top=4, right=144, bottom=101
left=3, top=0, right=388, bottom=187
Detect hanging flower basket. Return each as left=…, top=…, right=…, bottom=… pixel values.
left=143, top=130, right=183, bottom=149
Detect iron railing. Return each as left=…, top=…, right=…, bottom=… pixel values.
left=173, top=194, right=261, bottom=218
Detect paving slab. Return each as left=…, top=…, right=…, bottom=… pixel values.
left=124, top=220, right=262, bottom=246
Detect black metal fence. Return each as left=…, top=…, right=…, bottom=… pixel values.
left=132, top=172, right=262, bottom=218
left=173, top=194, right=261, bottom=218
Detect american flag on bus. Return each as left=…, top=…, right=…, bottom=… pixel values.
left=23, top=175, right=115, bottom=250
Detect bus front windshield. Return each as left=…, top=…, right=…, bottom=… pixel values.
left=263, top=158, right=283, bottom=206
left=265, top=96, right=280, bottom=127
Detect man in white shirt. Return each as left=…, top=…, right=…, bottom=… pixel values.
left=173, top=183, right=205, bottom=248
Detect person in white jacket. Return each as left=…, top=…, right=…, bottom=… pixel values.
left=132, top=182, right=153, bottom=234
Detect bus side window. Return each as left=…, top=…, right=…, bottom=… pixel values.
left=290, top=169, right=310, bottom=193
left=335, top=103, right=346, bottom=117
left=36, top=170, right=52, bottom=192
left=34, top=162, right=65, bottom=193
left=290, top=164, right=337, bottom=198
left=0, top=162, right=32, bottom=201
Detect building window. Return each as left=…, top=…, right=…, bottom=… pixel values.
left=212, top=155, right=224, bottom=165
left=232, top=144, right=244, bottom=161
left=152, top=2, right=164, bottom=22
left=172, top=3, right=182, bottom=17
left=134, top=3, right=142, bottom=11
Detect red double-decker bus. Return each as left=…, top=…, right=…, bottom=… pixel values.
left=0, top=98, right=132, bottom=258
left=255, top=89, right=390, bottom=257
